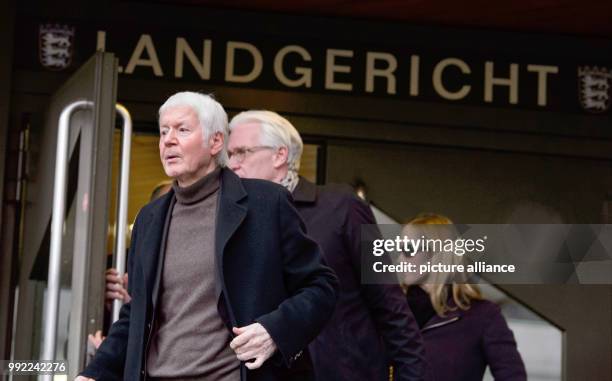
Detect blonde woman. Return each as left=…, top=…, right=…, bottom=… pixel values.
left=401, top=213, right=526, bottom=381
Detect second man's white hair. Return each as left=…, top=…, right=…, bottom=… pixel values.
left=229, top=110, right=304, bottom=171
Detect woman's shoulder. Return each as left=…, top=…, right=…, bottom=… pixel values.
left=463, top=298, right=503, bottom=320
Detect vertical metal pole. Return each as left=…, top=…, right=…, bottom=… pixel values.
left=41, top=100, right=92, bottom=369
left=112, top=104, right=132, bottom=322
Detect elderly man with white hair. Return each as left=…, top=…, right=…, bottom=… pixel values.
left=77, top=92, right=338, bottom=381
left=228, top=111, right=427, bottom=381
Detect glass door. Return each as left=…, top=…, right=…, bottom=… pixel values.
left=12, top=51, right=118, bottom=379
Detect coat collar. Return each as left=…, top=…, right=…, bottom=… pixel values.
left=140, top=189, right=174, bottom=304
left=218, top=166, right=248, bottom=204
left=292, top=177, right=317, bottom=203
left=214, top=168, right=248, bottom=302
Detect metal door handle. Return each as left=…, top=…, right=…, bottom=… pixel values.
left=112, top=104, right=132, bottom=323
left=42, top=100, right=93, bottom=365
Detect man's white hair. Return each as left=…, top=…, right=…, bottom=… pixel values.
left=229, top=110, right=303, bottom=171
left=159, top=91, right=229, bottom=167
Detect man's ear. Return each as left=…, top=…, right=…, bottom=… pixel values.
left=209, top=132, right=224, bottom=156
left=272, top=146, right=289, bottom=169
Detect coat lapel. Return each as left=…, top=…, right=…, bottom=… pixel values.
left=139, top=191, right=174, bottom=307
left=214, top=168, right=248, bottom=301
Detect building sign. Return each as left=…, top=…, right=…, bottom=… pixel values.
left=15, top=18, right=612, bottom=115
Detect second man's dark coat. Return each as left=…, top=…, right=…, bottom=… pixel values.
left=293, top=178, right=427, bottom=381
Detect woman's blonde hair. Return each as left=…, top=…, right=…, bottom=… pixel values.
left=404, top=213, right=482, bottom=316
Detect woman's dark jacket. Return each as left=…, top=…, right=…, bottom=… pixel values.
left=407, top=287, right=527, bottom=381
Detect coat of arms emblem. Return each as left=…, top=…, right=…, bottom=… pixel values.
left=577, top=66, right=611, bottom=113
left=39, top=24, right=75, bottom=71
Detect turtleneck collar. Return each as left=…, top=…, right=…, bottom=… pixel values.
left=172, top=166, right=221, bottom=205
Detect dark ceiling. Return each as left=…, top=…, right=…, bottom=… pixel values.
left=157, top=0, right=612, bottom=39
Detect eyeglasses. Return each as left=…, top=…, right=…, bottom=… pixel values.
left=227, top=145, right=275, bottom=163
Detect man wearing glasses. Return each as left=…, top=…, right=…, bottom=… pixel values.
left=227, top=110, right=427, bottom=381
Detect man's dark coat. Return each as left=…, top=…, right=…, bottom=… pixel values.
left=293, top=178, right=426, bottom=381
left=81, top=168, right=338, bottom=381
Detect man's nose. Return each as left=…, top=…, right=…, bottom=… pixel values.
left=228, top=155, right=240, bottom=171
left=162, top=129, right=178, bottom=145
